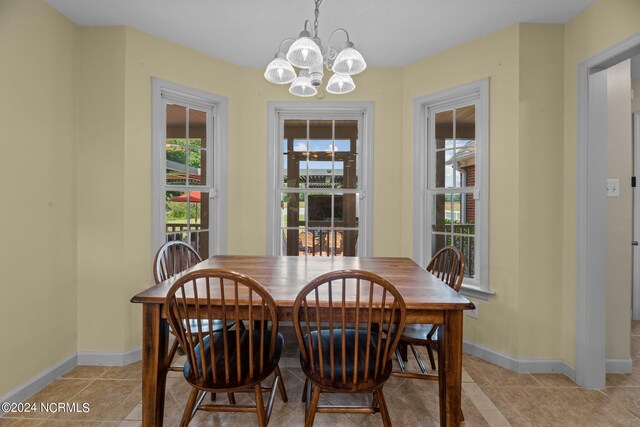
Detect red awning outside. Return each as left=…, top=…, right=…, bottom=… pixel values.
left=169, top=192, right=202, bottom=203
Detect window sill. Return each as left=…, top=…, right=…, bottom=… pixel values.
left=461, top=284, right=494, bottom=301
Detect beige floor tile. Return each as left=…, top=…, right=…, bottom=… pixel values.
left=1, top=379, right=92, bottom=419
left=62, top=366, right=111, bottom=380
left=471, top=359, right=540, bottom=388
left=602, top=386, right=640, bottom=418
left=11, top=347, right=640, bottom=427
left=46, top=380, right=138, bottom=422
left=606, top=373, right=640, bottom=387
left=124, top=404, right=142, bottom=421
left=101, top=362, right=142, bottom=381
left=0, top=419, right=42, bottom=426
left=532, top=373, right=579, bottom=388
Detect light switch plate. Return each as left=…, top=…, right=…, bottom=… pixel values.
left=607, top=179, right=620, bottom=197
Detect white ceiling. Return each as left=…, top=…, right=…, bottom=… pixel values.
left=46, top=0, right=596, bottom=68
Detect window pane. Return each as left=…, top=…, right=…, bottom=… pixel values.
left=165, top=190, right=208, bottom=239
left=455, top=143, right=475, bottom=187
left=431, top=191, right=475, bottom=279
left=283, top=140, right=307, bottom=189
left=456, top=105, right=475, bottom=142
left=166, top=147, right=187, bottom=185
left=307, top=193, right=333, bottom=222
left=166, top=104, right=187, bottom=185
left=187, top=148, right=205, bottom=186
left=281, top=193, right=305, bottom=228
left=188, top=108, right=207, bottom=148
left=432, top=194, right=449, bottom=233
left=190, top=231, right=209, bottom=260
left=335, top=120, right=358, bottom=189
left=435, top=110, right=454, bottom=149
left=434, top=149, right=461, bottom=188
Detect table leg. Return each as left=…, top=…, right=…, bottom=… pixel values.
left=437, top=310, right=463, bottom=427
left=142, top=304, right=169, bottom=427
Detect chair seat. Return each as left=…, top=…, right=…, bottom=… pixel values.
left=302, top=329, right=391, bottom=391
left=399, top=323, right=438, bottom=344
left=173, top=319, right=236, bottom=334
left=184, top=330, right=283, bottom=389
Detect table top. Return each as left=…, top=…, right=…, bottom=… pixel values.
left=131, top=255, right=474, bottom=310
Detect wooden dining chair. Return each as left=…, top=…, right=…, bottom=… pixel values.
left=293, top=270, right=406, bottom=427
left=154, top=241, right=207, bottom=372
left=165, top=268, right=288, bottom=427
left=394, top=245, right=464, bottom=375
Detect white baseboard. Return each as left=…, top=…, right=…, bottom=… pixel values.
left=606, top=357, right=633, bottom=373
left=0, top=353, right=77, bottom=416
left=463, top=340, right=576, bottom=381
left=77, top=347, right=142, bottom=366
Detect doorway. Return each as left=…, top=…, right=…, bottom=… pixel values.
left=577, top=34, right=640, bottom=389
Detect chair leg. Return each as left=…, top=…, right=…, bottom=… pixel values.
left=398, top=341, right=408, bottom=362
left=301, top=378, right=309, bottom=402
left=395, top=348, right=406, bottom=372
left=305, top=385, right=321, bottom=427
left=426, top=344, right=437, bottom=371
left=210, top=392, right=216, bottom=401
left=254, top=383, right=267, bottom=427
left=167, top=339, right=180, bottom=368
left=410, top=344, right=428, bottom=374
left=274, top=365, right=288, bottom=402
left=375, top=387, right=392, bottom=427
left=228, top=393, right=236, bottom=404
left=180, top=388, right=200, bottom=427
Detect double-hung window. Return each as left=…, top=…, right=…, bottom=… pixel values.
left=152, top=79, right=228, bottom=260
left=414, top=79, right=490, bottom=298
left=267, top=102, right=373, bottom=257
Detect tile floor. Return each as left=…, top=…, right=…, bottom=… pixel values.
left=1, top=321, right=639, bottom=426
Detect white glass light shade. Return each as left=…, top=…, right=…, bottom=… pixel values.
left=289, top=72, right=317, bottom=97
left=326, top=73, right=355, bottom=94
left=332, top=47, right=367, bottom=75
left=286, top=37, right=323, bottom=68
left=264, top=56, right=296, bottom=84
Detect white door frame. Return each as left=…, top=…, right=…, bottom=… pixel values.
left=576, top=33, right=640, bottom=388
left=634, top=112, right=640, bottom=321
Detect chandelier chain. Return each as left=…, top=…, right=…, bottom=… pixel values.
left=313, top=0, right=322, bottom=38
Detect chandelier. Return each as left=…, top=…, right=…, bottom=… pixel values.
left=263, top=0, right=367, bottom=97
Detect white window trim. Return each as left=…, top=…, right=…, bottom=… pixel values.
left=151, top=78, right=228, bottom=259
left=266, top=101, right=374, bottom=257
left=413, top=78, right=492, bottom=300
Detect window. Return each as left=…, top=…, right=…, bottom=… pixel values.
left=413, top=79, right=491, bottom=298
left=267, top=103, right=373, bottom=257
left=152, top=79, right=228, bottom=260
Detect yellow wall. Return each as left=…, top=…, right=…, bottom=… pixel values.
left=562, top=0, right=640, bottom=365
left=0, top=0, right=78, bottom=396
left=516, top=24, right=566, bottom=359
left=403, top=25, right=523, bottom=355
left=76, top=26, right=128, bottom=352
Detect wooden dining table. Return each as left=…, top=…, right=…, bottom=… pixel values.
left=130, top=255, right=474, bottom=426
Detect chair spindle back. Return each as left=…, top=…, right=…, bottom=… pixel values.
left=165, top=269, right=279, bottom=387
left=427, top=246, right=465, bottom=291
left=153, top=241, right=202, bottom=284
left=293, top=270, right=406, bottom=389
